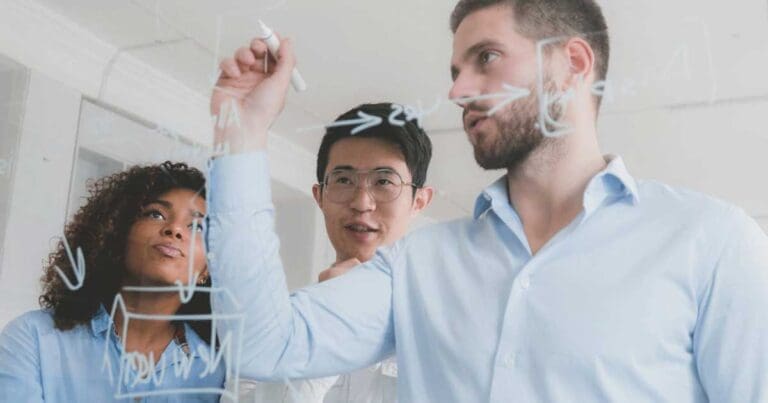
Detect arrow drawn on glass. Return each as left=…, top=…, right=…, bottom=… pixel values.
left=450, top=83, right=531, bottom=117
left=485, top=84, right=532, bottom=116
left=325, top=111, right=383, bottom=135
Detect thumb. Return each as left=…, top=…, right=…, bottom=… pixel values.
left=318, top=258, right=362, bottom=283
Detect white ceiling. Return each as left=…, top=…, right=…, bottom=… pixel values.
left=33, top=0, right=768, bottom=220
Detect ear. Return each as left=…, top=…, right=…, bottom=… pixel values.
left=198, top=266, right=209, bottom=284
left=563, top=37, right=595, bottom=88
left=312, top=184, right=323, bottom=208
left=410, top=186, right=434, bottom=216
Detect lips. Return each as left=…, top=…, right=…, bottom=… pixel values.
left=344, top=222, right=379, bottom=243
left=344, top=223, right=378, bottom=233
left=464, top=113, right=492, bottom=141
left=464, top=109, right=491, bottom=132
left=153, top=243, right=183, bottom=258
left=469, top=116, right=488, bottom=130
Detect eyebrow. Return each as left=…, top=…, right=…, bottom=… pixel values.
left=144, top=199, right=205, bottom=219
left=451, top=39, right=505, bottom=80
left=330, top=166, right=398, bottom=172
left=330, top=165, right=355, bottom=171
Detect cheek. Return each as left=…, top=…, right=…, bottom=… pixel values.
left=323, top=207, right=345, bottom=231
left=123, top=226, right=146, bottom=269
left=379, top=205, right=412, bottom=241
left=497, top=61, right=537, bottom=88
left=192, top=236, right=207, bottom=270
left=320, top=211, right=344, bottom=248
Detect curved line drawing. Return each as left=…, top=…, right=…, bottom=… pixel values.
left=102, top=290, right=245, bottom=401
left=536, top=36, right=573, bottom=138
left=52, top=236, right=86, bottom=291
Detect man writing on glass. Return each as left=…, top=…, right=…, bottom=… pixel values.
left=207, top=0, right=768, bottom=401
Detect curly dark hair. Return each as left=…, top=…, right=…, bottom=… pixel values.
left=39, top=161, right=214, bottom=344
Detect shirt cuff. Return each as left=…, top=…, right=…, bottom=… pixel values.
left=209, top=152, right=272, bottom=214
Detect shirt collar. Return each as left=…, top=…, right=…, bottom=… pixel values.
left=473, top=154, right=639, bottom=220
left=474, top=175, right=507, bottom=219
left=89, top=304, right=112, bottom=336
left=91, top=303, right=209, bottom=369
left=583, top=154, right=639, bottom=210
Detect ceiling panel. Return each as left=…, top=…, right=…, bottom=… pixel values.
left=36, top=0, right=186, bottom=47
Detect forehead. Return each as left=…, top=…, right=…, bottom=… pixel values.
left=154, top=188, right=206, bottom=213
left=326, top=137, right=409, bottom=176
left=451, top=5, right=528, bottom=61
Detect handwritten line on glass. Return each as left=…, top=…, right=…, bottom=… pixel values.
left=52, top=235, right=86, bottom=291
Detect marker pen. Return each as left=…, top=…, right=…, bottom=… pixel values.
left=258, top=20, right=307, bottom=92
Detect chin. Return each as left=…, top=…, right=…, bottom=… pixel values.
left=136, top=266, right=189, bottom=286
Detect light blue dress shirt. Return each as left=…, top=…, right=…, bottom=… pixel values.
left=0, top=307, right=226, bottom=402
left=207, top=152, right=768, bottom=402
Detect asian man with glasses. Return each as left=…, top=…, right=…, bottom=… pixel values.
left=226, top=102, right=434, bottom=403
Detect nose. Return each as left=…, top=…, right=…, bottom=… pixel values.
left=162, top=223, right=184, bottom=240
left=348, top=183, right=376, bottom=213
left=449, top=71, right=481, bottom=106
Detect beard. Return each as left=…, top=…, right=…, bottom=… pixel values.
left=467, top=79, right=563, bottom=171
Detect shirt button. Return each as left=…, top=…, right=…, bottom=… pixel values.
left=504, top=353, right=516, bottom=367
left=520, top=276, right=531, bottom=289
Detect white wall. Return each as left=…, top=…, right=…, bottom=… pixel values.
left=274, top=193, right=325, bottom=290
left=0, top=57, right=28, bottom=272
left=0, top=71, right=81, bottom=326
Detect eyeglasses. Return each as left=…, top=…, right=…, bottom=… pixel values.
left=320, top=168, right=417, bottom=204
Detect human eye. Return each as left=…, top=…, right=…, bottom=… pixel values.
left=331, top=173, right=354, bottom=185
left=373, top=171, right=399, bottom=187
left=335, top=177, right=352, bottom=185
left=479, top=50, right=500, bottom=66
left=142, top=209, right=165, bottom=220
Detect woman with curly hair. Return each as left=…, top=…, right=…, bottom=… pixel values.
left=0, top=161, right=225, bottom=402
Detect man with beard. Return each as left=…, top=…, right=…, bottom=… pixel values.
left=207, top=0, right=768, bottom=401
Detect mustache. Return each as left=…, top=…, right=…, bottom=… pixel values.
left=462, top=102, right=491, bottom=120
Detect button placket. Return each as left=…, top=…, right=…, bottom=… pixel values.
left=503, top=352, right=516, bottom=367
left=519, top=275, right=531, bottom=290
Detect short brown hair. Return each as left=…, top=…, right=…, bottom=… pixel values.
left=450, top=0, right=610, bottom=84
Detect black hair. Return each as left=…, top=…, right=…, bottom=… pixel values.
left=316, top=103, right=433, bottom=193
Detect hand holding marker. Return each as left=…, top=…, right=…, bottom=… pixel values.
left=258, top=20, right=307, bottom=92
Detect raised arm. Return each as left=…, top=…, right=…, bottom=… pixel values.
left=207, top=37, right=396, bottom=381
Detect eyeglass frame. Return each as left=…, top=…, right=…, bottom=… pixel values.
left=318, top=167, right=420, bottom=204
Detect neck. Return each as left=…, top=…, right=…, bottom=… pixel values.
left=112, top=289, right=183, bottom=352
left=507, top=117, right=605, bottom=207
left=505, top=122, right=606, bottom=253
